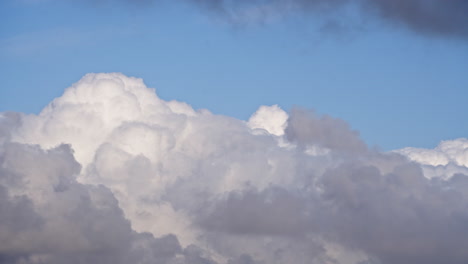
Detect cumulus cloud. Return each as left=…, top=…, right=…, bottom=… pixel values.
left=395, top=138, right=468, bottom=180
left=247, top=105, right=288, bottom=137
left=0, top=142, right=178, bottom=264
left=1, top=72, right=468, bottom=264
left=285, top=108, right=367, bottom=153
left=397, top=138, right=468, bottom=167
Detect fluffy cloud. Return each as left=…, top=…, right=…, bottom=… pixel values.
left=397, top=138, right=468, bottom=167
left=396, top=139, right=468, bottom=179
left=1, top=73, right=468, bottom=264
left=247, top=105, right=288, bottom=137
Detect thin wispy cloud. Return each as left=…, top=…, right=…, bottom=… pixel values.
left=0, top=26, right=135, bottom=57
left=0, top=28, right=89, bottom=56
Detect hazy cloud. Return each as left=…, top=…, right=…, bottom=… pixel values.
left=19, top=0, right=468, bottom=39
left=113, top=0, right=468, bottom=38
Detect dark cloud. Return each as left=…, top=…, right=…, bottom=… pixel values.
left=362, top=0, right=468, bottom=38
left=24, top=0, right=468, bottom=39
left=115, top=0, right=468, bottom=38
left=199, top=186, right=310, bottom=237
left=241, top=0, right=468, bottom=38
left=317, top=163, right=468, bottom=264
left=41, top=0, right=468, bottom=38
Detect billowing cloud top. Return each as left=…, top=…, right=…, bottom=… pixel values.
left=1, top=73, right=468, bottom=264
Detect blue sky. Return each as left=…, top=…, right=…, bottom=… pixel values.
left=1, top=0, right=467, bottom=150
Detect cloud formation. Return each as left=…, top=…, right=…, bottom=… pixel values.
left=113, top=0, right=468, bottom=38
left=396, top=138, right=468, bottom=180
left=1, top=73, right=468, bottom=264
left=23, top=1, right=468, bottom=39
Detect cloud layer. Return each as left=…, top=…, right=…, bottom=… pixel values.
left=115, top=0, right=468, bottom=39
left=1, top=73, right=468, bottom=264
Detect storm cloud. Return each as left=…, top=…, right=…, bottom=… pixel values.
left=1, top=73, right=468, bottom=264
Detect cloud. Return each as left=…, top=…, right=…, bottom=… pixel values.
left=2, top=72, right=468, bottom=264
left=397, top=138, right=468, bottom=167
left=360, top=0, right=468, bottom=38
left=395, top=138, right=468, bottom=180
left=110, top=0, right=468, bottom=39
left=248, top=105, right=288, bottom=137
left=17, top=0, right=468, bottom=39
left=285, top=108, right=368, bottom=153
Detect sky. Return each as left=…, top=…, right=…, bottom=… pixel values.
left=1, top=1, right=468, bottom=264
left=1, top=0, right=467, bottom=150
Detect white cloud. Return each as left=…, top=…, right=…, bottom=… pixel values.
left=2, top=73, right=468, bottom=264
left=397, top=138, right=468, bottom=167
left=395, top=138, right=468, bottom=179
left=248, top=104, right=288, bottom=137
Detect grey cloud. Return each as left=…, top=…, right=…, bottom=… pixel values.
left=31, top=0, right=468, bottom=38
left=3, top=73, right=468, bottom=264
left=0, top=112, right=22, bottom=145
left=0, top=185, right=44, bottom=246
left=227, top=254, right=256, bottom=264
left=362, top=0, right=468, bottom=38
left=197, top=158, right=468, bottom=264
left=113, top=0, right=468, bottom=38
left=0, top=140, right=214, bottom=264
left=317, top=163, right=468, bottom=264
left=199, top=187, right=310, bottom=237
left=285, top=108, right=367, bottom=153
left=181, top=245, right=218, bottom=264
